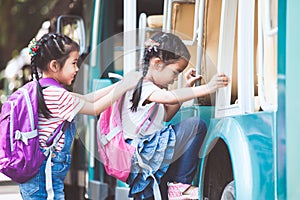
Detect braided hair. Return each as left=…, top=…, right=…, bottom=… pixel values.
left=130, top=32, right=191, bottom=112
left=29, top=33, right=79, bottom=118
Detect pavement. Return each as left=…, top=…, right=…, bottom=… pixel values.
left=0, top=173, right=22, bottom=200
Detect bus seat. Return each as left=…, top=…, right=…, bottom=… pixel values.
left=171, top=1, right=195, bottom=40
left=168, top=0, right=224, bottom=105
left=147, top=15, right=163, bottom=28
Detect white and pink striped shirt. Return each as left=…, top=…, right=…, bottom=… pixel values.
left=38, top=86, right=84, bottom=151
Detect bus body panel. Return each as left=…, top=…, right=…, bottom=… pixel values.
left=199, top=112, right=275, bottom=199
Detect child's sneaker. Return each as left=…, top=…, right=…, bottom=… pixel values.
left=168, top=182, right=199, bottom=200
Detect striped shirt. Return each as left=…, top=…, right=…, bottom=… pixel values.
left=38, top=86, right=84, bottom=151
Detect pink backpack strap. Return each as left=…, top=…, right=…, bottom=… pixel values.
left=135, top=103, right=159, bottom=136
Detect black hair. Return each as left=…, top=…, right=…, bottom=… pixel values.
left=30, top=33, right=80, bottom=118
left=130, top=32, right=191, bottom=111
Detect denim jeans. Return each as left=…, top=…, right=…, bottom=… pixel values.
left=19, top=122, right=76, bottom=200
left=159, top=117, right=207, bottom=200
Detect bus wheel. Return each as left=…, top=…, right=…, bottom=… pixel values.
left=221, top=180, right=235, bottom=200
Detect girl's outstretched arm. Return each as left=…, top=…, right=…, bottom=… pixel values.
left=71, top=83, right=117, bottom=103
left=78, top=71, right=142, bottom=116
left=149, top=73, right=230, bottom=120
left=163, top=68, right=203, bottom=121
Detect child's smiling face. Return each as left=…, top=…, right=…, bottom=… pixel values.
left=57, top=51, right=79, bottom=86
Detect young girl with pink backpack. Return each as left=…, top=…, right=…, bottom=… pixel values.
left=121, top=32, right=230, bottom=200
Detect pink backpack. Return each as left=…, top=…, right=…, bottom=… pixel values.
left=97, top=96, right=158, bottom=182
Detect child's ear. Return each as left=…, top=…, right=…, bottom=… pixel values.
left=152, top=57, right=163, bottom=69
left=49, top=60, right=59, bottom=72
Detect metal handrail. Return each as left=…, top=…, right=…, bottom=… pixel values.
left=264, top=0, right=278, bottom=36
left=257, top=0, right=278, bottom=112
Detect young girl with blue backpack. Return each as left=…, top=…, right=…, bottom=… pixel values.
left=18, top=33, right=141, bottom=200
left=121, top=32, right=230, bottom=200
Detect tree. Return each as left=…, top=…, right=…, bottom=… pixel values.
left=0, top=0, right=83, bottom=71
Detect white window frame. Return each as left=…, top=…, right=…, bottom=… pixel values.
left=215, top=0, right=255, bottom=118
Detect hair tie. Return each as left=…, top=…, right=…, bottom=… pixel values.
left=28, top=37, right=39, bottom=57
left=145, top=39, right=160, bottom=52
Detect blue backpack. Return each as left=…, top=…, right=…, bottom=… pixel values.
left=0, top=78, right=68, bottom=183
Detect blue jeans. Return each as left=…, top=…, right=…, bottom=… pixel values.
left=159, top=117, right=207, bottom=199
left=19, top=122, right=76, bottom=200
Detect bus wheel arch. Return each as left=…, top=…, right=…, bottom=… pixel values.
left=199, top=118, right=254, bottom=199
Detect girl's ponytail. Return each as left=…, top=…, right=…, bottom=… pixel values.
left=130, top=77, right=143, bottom=112
left=32, top=63, right=52, bottom=118
left=130, top=42, right=158, bottom=112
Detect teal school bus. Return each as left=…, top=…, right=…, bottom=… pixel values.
left=55, top=0, right=299, bottom=199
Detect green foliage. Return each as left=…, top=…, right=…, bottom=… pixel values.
left=0, top=0, right=83, bottom=71
left=0, top=0, right=53, bottom=69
